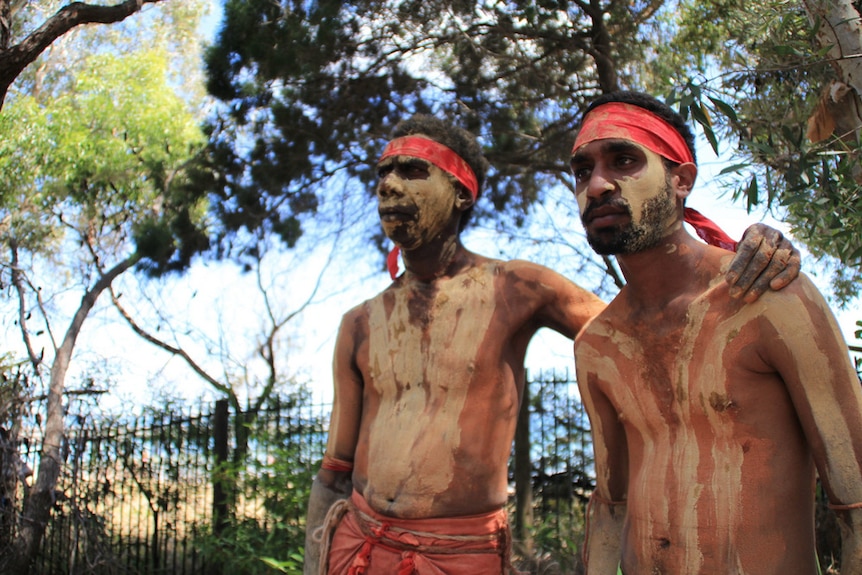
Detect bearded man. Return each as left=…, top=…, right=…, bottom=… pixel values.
left=572, top=91, right=862, bottom=575
left=305, top=112, right=801, bottom=575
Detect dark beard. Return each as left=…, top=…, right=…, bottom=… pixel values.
left=584, top=182, right=677, bottom=256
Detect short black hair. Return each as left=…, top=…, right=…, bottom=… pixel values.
left=390, top=114, right=489, bottom=231
left=581, top=91, right=697, bottom=166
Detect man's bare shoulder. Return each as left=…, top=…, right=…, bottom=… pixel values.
left=499, top=259, right=593, bottom=294
left=338, top=292, right=381, bottom=329
left=751, top=270, right=822, bottom=303
left=728, top=272, right=838, bottom=337
left=500, top=258, right=565, bottom=276
left=574, top=291, right=627, bottom=343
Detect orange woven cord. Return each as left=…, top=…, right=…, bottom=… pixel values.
left=322, top=453, right=354, bottom=473
left=828, top=500, right=862, bottom=511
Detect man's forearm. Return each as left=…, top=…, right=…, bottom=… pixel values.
left=583, top=497, right=626, bottom=575
left=303, top=472, right=353, bottom=575
left=838, top=507, right=862, bottom=575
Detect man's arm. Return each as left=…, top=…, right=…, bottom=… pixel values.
left=510, top=261, right=607, bottom=339
left=726, top=223, right=801, bottom=302
left=304, top=469, right=352, bottom=575
left=575, top=337, right=629, bottom=574
left=765, top=278, right=862, bottom=575
left=584, top=496, right=627, bottom=575
left=304, top=311, right=364, bottom=575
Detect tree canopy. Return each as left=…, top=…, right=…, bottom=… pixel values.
left=0, top=0, right=172, bottom=109
left=201, top=1, right=645, bottom=262
left=649, top=0, right=862, bottom=302
left=202, top=0, right=862, bottom=301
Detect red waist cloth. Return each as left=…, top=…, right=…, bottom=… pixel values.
left=326, top=490, right=512, bottom=575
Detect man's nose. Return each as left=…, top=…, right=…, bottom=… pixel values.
left=585, top=166, right=616, bottom=200
left=377, top=172, right=403, bottom=199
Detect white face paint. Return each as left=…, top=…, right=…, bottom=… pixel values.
left=376, top=155, right=459, bottom=250
left=571, top=139, right=680, bottom=255
left=617, top=147, right=672, bottom=229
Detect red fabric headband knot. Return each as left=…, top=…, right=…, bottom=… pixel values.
left=379, top=136, right=479, bottom=198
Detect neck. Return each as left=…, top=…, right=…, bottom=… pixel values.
left=616, top=227, right=712, bottom=309
left=401, top=235, right=467, bottom=282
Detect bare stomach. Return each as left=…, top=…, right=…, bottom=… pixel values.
left=357, top=479, right=509, bottom=519
left=621, top=516, right=819, bottom=575
left=353, top=409, right=515, bottom=519
left=622, top=469, right=818, bottom=575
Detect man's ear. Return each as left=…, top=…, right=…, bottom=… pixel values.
left=454, top=185, right=475, bottom=211
left=672, top=162, right=698, bottom=201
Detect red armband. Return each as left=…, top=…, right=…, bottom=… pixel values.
left=321, top=453, right=354, bottom=473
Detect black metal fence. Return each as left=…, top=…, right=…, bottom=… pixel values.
left=13, top=371, right=590, bottom=574
left=34, top=405, right=223, bottom=574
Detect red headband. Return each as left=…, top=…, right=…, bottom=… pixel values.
left=573, top=102, right=737, bottom=251
left=572, top=102, right=694, bottom=165
left=379, top=136, right=479, bottom=198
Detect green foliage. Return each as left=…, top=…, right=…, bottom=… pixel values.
left=200, top=1, right=672, bottom=261
left=202, top=0, right=862, bottom=302
left=194, top=392, right=324, bottom=574
left=0, top=46, right=211, bottom=275
left=520, top=499, right=586, bottom=575
left=658, top=1, right=862, bottom=302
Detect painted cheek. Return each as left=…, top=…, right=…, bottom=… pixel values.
left=414, top=172, right=456, bottom=236
left=576, top=189, right=588, bottom=216
left=618, top=156, right=666, bottom=224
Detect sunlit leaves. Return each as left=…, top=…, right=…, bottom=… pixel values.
left=659, top=0, right=862, bottom=302
left=0, top=46, right=208, bottom=272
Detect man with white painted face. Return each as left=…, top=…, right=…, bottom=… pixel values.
left=304, top=113, right=801, bottom=575
left=571, top=91, right=862, bottom=575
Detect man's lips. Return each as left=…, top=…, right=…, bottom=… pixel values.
left=379, top=204, right=418, bottom=221
left=584, top=204, right=629, bottom=228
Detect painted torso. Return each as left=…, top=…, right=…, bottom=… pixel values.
left=348, top=260, right=539, bottom=518
left=576, top=264, right=851, bottom=574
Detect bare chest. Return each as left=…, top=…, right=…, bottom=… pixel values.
left=362, top=268, right=499, bottom=397
left=582, top=297, right=763, bottom=428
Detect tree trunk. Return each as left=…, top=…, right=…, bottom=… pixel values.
left=513, top=378, right=534, bottom=556
left=804, top=0, right=862, bottom=97
left=803, top=0, right=862, bottom=181
left=0, top=255, right=139, bottom=574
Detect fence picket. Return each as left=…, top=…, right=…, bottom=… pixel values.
left=11, top=372, right=589, bottom=574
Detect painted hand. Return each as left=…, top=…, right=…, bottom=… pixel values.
left=725, top=223, right=801, bottom=302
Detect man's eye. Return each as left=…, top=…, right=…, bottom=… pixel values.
left=404, top=165, right=427, bottom=177
left=572, top=167, right=590, bottom=181
left=377, top=166, right=391, bottom=178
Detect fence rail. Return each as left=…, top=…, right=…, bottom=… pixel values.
left=10, top=372, right=590, bottom=574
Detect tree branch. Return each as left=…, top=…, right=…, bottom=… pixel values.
left=109, top=286, right=234, bottom=397
left=252, top=238, right=339, bottom=415
left=9, top=242, right=43, bottom=374
left=0, top=0, right=166, bottom=109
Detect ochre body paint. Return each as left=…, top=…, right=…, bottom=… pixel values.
left=576, top=252, right=862, bottom=574
left=326, top=257, right=604, bottom=520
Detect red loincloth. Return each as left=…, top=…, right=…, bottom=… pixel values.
left=324, top=490, right=514, bottom=575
